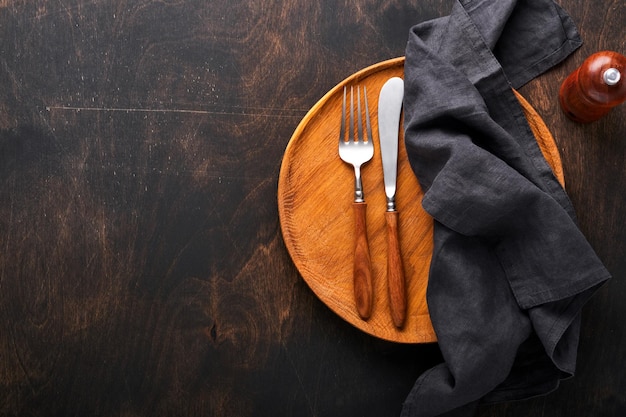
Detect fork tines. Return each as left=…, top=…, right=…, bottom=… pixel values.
left=341, top=85, right=373, bottom=144
left=338, top=84, right=374, bottom=204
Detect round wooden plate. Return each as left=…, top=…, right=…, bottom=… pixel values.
left=278, top=57, right=564, bottom=343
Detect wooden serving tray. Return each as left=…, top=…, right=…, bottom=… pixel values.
left=278, top=57, right=564, bottom=343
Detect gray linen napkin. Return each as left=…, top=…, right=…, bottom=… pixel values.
left=401, top=1, right=611, bottom=416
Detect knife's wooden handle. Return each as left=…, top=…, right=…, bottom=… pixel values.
left=352, top=202, right=373, bottom=320
left=385, top=210, right=406, bottom=328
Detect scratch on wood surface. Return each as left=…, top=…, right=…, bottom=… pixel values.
left=280, top=340, right=317, bottom=417
left=45, top=105, right=306, bottom=118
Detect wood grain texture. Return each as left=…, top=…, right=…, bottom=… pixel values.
left=385, top=210, right=407, bottom=328
left=278, top=59, right=437, bottom=344
left=352, top=201, right=374, bottom=320
left=278, top=59, right=564, bottom=344
left=0, top=0, right=624, bottom=415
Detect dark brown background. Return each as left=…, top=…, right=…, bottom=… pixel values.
left=0, top=0, right=624, bottom=416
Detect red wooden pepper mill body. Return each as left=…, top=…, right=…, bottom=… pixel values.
left=559, top=51, right=626, bottom=123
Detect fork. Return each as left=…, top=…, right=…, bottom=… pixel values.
left=339, top=85, right=375, bottom=320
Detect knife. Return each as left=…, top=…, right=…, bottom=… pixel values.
left=378, top=77, right=407, bottom=328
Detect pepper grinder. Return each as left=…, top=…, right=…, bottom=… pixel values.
left=559, top=51, right=626, bottom=123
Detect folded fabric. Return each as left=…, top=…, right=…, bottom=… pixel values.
left=401, top=1, right=611, bottom=416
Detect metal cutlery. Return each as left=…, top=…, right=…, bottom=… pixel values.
left=339, top=85, right=375, bottom=320
left=378, top=77, right=406, bottom=328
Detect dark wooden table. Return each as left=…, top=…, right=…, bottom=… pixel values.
left=1, top=1, right=624, bottom=416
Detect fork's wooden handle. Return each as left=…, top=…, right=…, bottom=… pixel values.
left=385, top=210, right=406, bottom=328
left=353, top=201, right=373, bottom=320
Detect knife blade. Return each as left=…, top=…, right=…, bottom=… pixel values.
left=378, top=77, right=406, bottom=328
